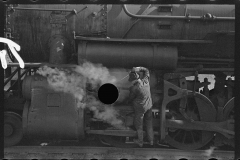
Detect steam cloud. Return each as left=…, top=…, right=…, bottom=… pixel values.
left=37, top=61, right=126, bottom=129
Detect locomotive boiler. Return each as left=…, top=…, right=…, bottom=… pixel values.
left=4, top=4, right=235, bottom=150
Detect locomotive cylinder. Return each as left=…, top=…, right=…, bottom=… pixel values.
left=22, top=75, right=85, bottom=140
left=77, top=41, right=178, bottom=70
left=22, top=75, right=49, bottom=100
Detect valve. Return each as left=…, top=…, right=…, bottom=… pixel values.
left=201, top=13, right=216, bottom=21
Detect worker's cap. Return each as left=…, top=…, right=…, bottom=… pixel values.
left=128, top=71, right=139, bottom=82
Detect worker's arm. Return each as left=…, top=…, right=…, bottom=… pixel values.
left=132, top=67, right=150, bottom=83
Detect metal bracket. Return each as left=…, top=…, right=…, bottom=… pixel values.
left=160, top=80, right=191, bottom=141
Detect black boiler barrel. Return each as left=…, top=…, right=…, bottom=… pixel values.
left=77, top=41, right=178, bottom=70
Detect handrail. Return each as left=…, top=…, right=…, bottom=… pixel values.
left=122, top=5, right=235, bottom=21
left=7, top=62, right=78, bottom=67
left=6, top=68, right=31, bottom=92
left=10, top=7, right=77, bottom=14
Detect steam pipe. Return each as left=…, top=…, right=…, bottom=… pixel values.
left=122, top=5, right=235, bottom=21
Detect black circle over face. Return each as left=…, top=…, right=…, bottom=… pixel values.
left=98, top=83, right=119, bottom=105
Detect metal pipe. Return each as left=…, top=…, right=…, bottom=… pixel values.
left=122, top=5, right=235, bottom=21
left=75, top=36, right=212, bottom=44
left=76, top=6, right=88, bottom=14
left=7, top=63, right=77, bottom=68
left=122, top=4, right=151, bottom=38
left=11, top=7, right=76, bottom=14
left=66, top=6, right=88, bottom=19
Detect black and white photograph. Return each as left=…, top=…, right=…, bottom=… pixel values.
left=1, top=0, right=237, bottom=160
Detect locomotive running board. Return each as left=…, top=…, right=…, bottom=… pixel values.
left=86, top=130, right=159, bottom=137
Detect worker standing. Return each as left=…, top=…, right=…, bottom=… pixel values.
left=128, top=67, right=153, bottom=147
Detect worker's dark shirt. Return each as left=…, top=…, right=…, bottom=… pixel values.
left=128, top=67, right=152, bottom=111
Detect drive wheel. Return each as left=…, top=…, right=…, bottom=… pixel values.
left=223, top=97, right=234, bottom=121
left=4, top=112, right=23, bottom=147
left=222, top=97, right=234, bottom=147
left=165, top=93, right=216, bottom=150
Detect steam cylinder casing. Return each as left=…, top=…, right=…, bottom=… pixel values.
left=22, top=75, right=49, bottom=100
left=77, top=41, right=178, bottom=70
left=22, top=75, right=85, bottom=140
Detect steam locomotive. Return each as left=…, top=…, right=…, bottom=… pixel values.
left=4, top=4, right=235, bottom=150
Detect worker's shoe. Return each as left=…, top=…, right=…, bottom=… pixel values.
left=149, top=141, right=154, bottom=146
left=133, top=139, right=143, bottom=147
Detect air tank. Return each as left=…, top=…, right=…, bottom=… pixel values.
left=77, top=39, right=178, bottom=70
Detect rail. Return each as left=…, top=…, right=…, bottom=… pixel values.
left=4, top=146, right=234, bottom=160
left=122, top=5, right=235, bottom=21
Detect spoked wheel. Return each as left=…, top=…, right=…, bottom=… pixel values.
left=4, top=112, right=23, bottom=147
left=223, top=97, right=234, bottom=121
left=222, top=97, right=234, bottom=147
left=165, top=92, right=216, bottom=150
left=100, top=135, right=138, bottom=148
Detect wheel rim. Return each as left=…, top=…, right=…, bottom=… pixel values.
left=165, top=93, right=216, bottom=150
left=223, top=97, right=234, bottom=120
left=4, top=124, right=14, bottom=137
left=222, top=97, right=234, bottom=147
left=4, top=112, right=23, bottom=147
left=223, top=98, right=234, bottom=134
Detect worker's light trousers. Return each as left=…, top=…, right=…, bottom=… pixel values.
left=133, top=107, right=154, bottom=143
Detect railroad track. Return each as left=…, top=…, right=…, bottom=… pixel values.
left=4, top=146, right=234, bottom=160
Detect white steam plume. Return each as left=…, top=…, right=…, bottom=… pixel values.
left=37, top=62, right=125, bottom=129
left=37, top=66, right=86, bottom=105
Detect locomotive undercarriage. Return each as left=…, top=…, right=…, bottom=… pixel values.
left=4, top=64, right=234, bottom=151
left=84, top=73, right=234, bottom=150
